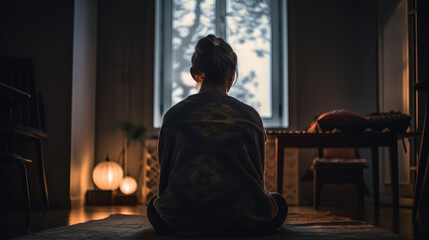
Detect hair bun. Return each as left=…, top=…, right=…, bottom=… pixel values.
left=196, top=35, right=218, bottom=55
left=191, top=34, right=237, bottom=86
left=212, top=46, right=222, bottom=54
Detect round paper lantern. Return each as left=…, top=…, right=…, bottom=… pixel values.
left=92, top=156, right=123, bottom=190
left=120, top=176, right=137, bottom=195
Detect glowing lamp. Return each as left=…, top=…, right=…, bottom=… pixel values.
left=120, top=176, right=137, bottom=195
left=92, top=155, right=123, bottom=190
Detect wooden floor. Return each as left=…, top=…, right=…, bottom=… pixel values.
left=0, top=203, right=426, bottom=239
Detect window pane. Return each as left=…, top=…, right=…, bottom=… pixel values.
left=226, top=0, right=272, bottom=118
left=171, top=0, right=216, bottom=105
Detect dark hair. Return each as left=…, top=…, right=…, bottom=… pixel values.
left=190, top=34, right=238, bottom=86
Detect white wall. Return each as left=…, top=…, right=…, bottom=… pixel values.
left=70, top=0, right=98, bottom=202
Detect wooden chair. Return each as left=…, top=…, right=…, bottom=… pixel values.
left=0, top=153, right=32, bottom=231
left=313, top=148, right=367, bottom=209
left=0, top=59, right=49, bottom=231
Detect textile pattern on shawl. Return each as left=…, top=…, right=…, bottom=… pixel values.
left=154, top=92, right=278, bottom=236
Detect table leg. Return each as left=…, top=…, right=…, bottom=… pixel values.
left=389, top=140, right=399, bottom=214
left=277, top=139, right=284, bottom=195
left=318, top=148, right=323, bottom=158
left=371, top=147, right=379, bottom=209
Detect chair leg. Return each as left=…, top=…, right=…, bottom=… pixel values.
left=313, top=169, right=323, bottom=209
left=354, top=180, right=365, bottom=210
left=16, top=159, right=31, bottom=233
left=371, top=147, right=380, bottom=209
left=36, top=138, right=49, bottom=209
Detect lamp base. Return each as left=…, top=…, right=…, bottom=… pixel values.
left=85, top=190, right=113, bottom=206
left=113, top=192, right=137, bottom=206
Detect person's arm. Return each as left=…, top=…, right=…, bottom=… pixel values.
left=257, top=115, right=267, bottom=175
left=251, top=113, right=268, bottom=185
left=157, top=124, right=168, bottom=195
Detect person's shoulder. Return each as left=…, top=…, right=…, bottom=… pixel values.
left=162, top=95, right=198, bottom=124
left=223, top=95, right=264, bottom=127
left=162, top=93, right=263, bottom=127
left=234, top=98, right=260, bottom=117
left=162, top=100, right=186, bottom=124
left=192, top=93, right=259, bottom=116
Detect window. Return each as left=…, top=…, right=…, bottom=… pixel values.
left=154, top=0, right=288, bottom=128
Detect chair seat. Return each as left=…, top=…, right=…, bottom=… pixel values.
left=313, top=158, right=367, bottom=167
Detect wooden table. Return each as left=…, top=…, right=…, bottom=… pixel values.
left=266, top=130, right=416, bottom=213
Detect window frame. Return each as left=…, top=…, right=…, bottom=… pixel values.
left=153, top=0, right=288, bottom=128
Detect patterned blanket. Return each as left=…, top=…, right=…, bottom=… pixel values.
left=154, top=92, right=278, bottom=236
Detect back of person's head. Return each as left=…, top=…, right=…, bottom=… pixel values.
left=190, top=34, right=237, bottom=86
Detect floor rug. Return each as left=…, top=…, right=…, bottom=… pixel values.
left=16, top=213, right=405, bottom=239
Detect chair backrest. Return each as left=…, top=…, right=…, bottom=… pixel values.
left=0, top=59, right=41, bottom=129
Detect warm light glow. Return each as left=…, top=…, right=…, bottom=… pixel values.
left=108, top=169, right=114, bottom=184
left=92, top=160, right=123, bottom=190
left=120, top=176, right=137, bottom=195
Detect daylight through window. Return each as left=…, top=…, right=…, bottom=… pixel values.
left=154, top=0, right=288, bottom=127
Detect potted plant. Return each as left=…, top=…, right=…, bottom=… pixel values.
left=118, top=121, right=147, bottom=196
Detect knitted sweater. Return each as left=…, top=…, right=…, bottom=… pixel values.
left=154, top=92, right=278, bottom=236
